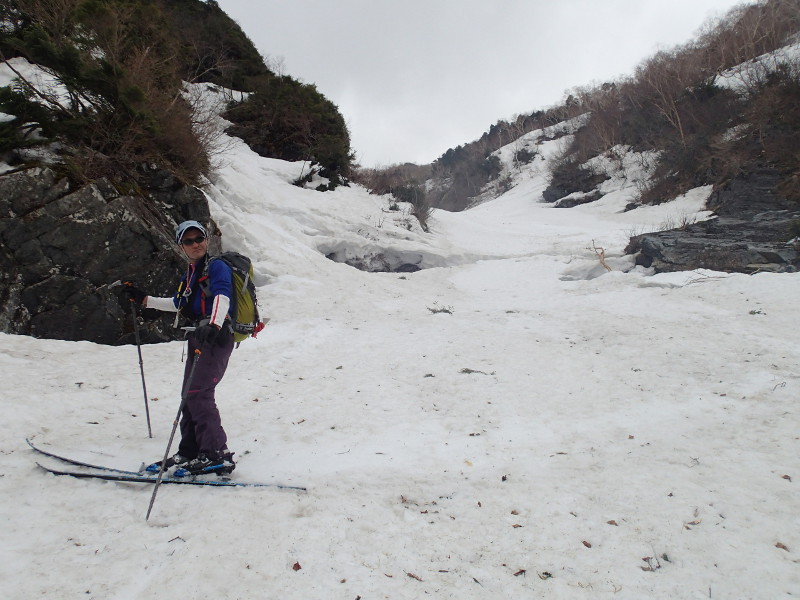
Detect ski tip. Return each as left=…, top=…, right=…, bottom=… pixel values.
left=35, top=461, right=58, bottom=474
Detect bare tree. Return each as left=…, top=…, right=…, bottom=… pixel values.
left=263, top=54, right=287, bottom=77
left=11, top=0, right=80, bottom=38
left=635, top=46, right=703, bottom=145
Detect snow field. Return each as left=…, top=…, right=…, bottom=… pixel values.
left=1, top=108, right=798, bottom=599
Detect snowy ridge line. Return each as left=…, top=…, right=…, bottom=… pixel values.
left=36, top=462, right=306, bottom=490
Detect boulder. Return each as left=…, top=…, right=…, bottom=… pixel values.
left=554, top=189, right=603, bottom=208
left=0, top=166, right=218, bottom=344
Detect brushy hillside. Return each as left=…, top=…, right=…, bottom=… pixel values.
left=357, top=0, right=800, bottom=213
left=0, top=0, right=352, bottom=187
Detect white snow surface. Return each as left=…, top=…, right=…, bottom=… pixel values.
left=715, top=40, right=800, bottom=95
left=0, top=57, right=77, bottom=106
left=2, top=114, right=799, bottom=600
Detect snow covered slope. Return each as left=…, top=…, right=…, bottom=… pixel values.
left=2, top=117, right=798, bottom=599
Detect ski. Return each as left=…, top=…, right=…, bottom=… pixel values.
left=36, top=462, right=307, bottom=490
left=28, top=439, right=307, bottom=490
left=26, top=438, right=141, bottom=475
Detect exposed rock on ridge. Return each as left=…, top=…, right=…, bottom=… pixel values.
left=628, top=168, right=800, bottom=273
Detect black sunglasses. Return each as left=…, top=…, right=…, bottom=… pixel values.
left=181, top=235, right=206, bottom=246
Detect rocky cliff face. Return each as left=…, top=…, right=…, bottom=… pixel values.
left=0, top=166, right=219, bottom=344
left=628, top=167, right=800, bottom=273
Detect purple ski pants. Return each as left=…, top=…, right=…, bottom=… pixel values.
left=177, top=334, right=234, bottom=459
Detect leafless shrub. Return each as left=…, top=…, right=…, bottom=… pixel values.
left=5, top=0, right=211, bottom=184
left=352, top=163, right=435, bottom=231
left=263, top=54, right=287, bottom=77
left=634, top=45, right=708, bottom=146
left=182, top=83, right=238, bottom=171
left=590, top=240, right=612, bottom=272
left=554, top=0, right=799, bottom=209
left=427, top=302, right=454, bottom=314
left=11, top=0, right=80, bottom=38
left=352, top=162, right=431, bottom=195
left=568, top=81, right=626, bottom=154
left=633, top=176, right=654, bottom=202
left=698, top=0, right=800, bottom=75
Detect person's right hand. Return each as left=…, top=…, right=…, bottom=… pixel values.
left=120, top=282, right=147, bottom=306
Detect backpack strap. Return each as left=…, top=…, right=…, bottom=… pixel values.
left=197, top=256, right=216, bottom=315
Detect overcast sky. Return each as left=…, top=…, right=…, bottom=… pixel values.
left=215, top=0, right=752, bottom=167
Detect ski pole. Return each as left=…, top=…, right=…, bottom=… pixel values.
left=146, top=346, right=203, bottom=521
left=129, top=300, right=153, bottom=438
left=100, top=279, right=153, bottom=437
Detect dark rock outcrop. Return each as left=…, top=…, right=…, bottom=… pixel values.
left=542, top=165, right=608, bottom=204
left=553, top=189, right=603, bottom=208
left=0, top=166, right=218, bottom=344
left=628, top=168, right=800, bottom=273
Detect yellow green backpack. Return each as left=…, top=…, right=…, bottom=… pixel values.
left=201, top=252, right=264, bottom=343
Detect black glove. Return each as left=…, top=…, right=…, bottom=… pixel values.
left=193, top=323, right=220, bottom=345
left=120, top=283, right=147, bottom=306
left=140, top=307, right=161, bottom=322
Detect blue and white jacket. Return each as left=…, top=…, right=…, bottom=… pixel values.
left=146, top=255, right=233, bottom=328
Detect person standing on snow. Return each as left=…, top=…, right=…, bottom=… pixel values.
left=122, top=220, right=236, bottom=476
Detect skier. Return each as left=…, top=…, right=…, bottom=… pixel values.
left=122, top=220, right=236, bottom=476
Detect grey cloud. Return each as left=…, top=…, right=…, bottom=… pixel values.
left=217, top=0, right=752, bottom=166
